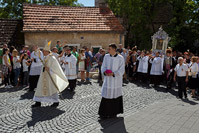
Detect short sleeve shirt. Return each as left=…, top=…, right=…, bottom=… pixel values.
left=174, top=63, right=188, bottom=77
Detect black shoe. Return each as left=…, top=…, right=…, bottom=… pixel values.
left=51, top=102, right=59, bottom=108
left=98, top=115, right=108, bottom=120
left=70, top=88, right=75, bottom=92
left=28, top=89, right=34, bottom=92
left=31, top=102, right=41, bottom=108
left=108, top=115, right=117, bottom=118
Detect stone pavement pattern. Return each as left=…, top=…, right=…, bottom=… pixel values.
left=0, top=80, right=185, bottom=133
left=93, top=98, right=199, bottom=133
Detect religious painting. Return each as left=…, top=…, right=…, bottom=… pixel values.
left=156, top=39, right=164, bottom=50
left=151, top=26, right=171, bottom=54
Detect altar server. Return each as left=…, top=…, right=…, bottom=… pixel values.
left=137, top=50, right=149, bottom=82
left=62, top=47, right=77, bottom=91
left=98, top=43, right=125, bottom=119
left=29, top=45, right=43, bottom=91
left=149, top=52, right=163, bottom=87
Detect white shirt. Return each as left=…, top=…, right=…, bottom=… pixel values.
left=13, top=56, right=21, bottom=69
left=137, top=56, right=149, bottom=73
left=150, top=57, right=163, bottom=75
left=23, top=59, right=29, bottom=72
left=190, top=62, right=198, bottom=78
left=29, top=50, right=44, bottom=75
left=101, top=54, right=125, bottom=99
left=174, top=63, right=188, bottom=77
left=3, top=54, right=11, bottom=66
left=121, top=52, right=128, bottom=63
left=30, top=51, right=43, bottom=67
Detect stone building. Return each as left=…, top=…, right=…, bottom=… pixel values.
left=23, top=4, right=125, bottom=52
left=0, top=19, right=24, bottom=48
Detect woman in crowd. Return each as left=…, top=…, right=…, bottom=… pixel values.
left=121, top=48, right=128, bottom=81
left=9, top=46, right=15, bottom=85
left=22, top=53, right=31, bottom=87
left=78, top=49, right=86, bottom=82
left=189, top=56, right=198, bottom=98
left=12, top=49, right=23, bottom=87
left=126, top=50, right=133, bottom=80
left=2, top=48, right=13, bottom=88
left=131, top=47, right=137, bottom=80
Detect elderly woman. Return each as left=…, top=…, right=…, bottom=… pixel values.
left=189, top=56, right=198, bottom=98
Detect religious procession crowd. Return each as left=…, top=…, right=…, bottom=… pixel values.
left=0, top=41, right=199, bottom=119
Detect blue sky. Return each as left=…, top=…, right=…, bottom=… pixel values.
left=77, top=0, right=95, bottom=7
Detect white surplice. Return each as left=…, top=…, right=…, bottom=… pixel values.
left=137, top=56, right=149, bottom=73
left=63, top=54, right=77, bottom=80
left=101, top=54, right=125, bottom=99
left=29, top=50, right=44, bottom=76
left=150, top=57, right=163, bottom=75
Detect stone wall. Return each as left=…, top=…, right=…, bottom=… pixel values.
left=0, top=19, right=24, bottom=48
left=24, top=32, right=124, bottom=49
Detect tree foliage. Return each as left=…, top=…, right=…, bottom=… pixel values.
left=0, top=0, right=81, bottom=19
left=107, top=0, right=199, bottom=52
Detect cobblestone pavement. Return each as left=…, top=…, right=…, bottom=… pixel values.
left=0, top=80, right=176, bottom=133
left=92, top=98, right=199, bottom=133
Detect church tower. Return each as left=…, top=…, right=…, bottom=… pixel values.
left=95, top=0, right=107, bottom=7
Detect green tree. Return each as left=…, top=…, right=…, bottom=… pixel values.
left=0, top=0, right=81, bottom=19
left=167, top=0, right=199, bottom=52
left=107, top=0, right=199, bottom=52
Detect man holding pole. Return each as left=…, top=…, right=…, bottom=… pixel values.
left=32, top=41, right=69, bottom=108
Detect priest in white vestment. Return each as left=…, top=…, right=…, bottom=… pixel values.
left=61, top=47, right=77, bottom=91
left=137, top=50, right=149, bottom=82
left=149, top=52, right=163, bottom=87
left=32, top=41, right=69, bottom=108
left=98, top=44, right=125, bottom=119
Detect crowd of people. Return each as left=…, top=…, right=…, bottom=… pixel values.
left=0, top=42, right=199, bottom=100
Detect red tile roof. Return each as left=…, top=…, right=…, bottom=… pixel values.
left=23, top=4, right=125, bottom=33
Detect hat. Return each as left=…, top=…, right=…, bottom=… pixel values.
left=43, top=41, right=51, bottom=51
left=184, top=52, right=189, bottom=55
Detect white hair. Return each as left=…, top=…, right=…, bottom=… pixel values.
left=178, top=57, right=183, bottom=61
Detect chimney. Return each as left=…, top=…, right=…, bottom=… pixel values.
left=95, top=0, right=108, bottom=7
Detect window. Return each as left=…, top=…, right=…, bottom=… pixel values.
left=92, top=46, right=102, bottom=56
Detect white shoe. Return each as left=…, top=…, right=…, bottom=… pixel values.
left=5, top=85, right=10, bottom=88
left=9, top=85, right=14, bottom=88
